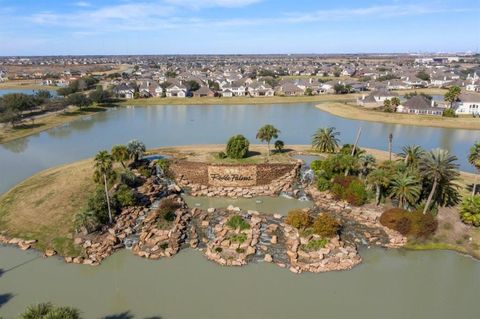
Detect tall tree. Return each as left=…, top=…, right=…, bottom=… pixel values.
left=111, top=145, right=130, bottom=169
left=391, top=97, right=401, bottom=112
left=127, top=139, right=146, bottom=163
left=312, top=127, right=340, bottom=153
left=389, top=171, right=422, bottom=209
left=367, top=168, right=390, bottom=206
left=420, top=148, right=459, bottom=214
left=94, top=151, right=114, bottom=223
left=256, top=124, right=280, bottom=157
left=468, top=142, right=480, bottom=195
left=444, top=86, right=461, bottom=108
left=388, top=133, right=393, bottom=161
left=398, top=145, right=425, bottom=167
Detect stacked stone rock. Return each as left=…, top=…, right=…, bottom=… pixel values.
left=203, top=210, right=260, bottom=266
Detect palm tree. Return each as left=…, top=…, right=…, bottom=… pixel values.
left=468, top=142, right=480, bottom=195
left=367, top=168, right=391, bottom=206
left=127, top=139, right=146, bottom=163
left=444, top=85, right=461, bottom=108
left=391, top=97, right=401, bottom=111
left=94, top=150, right=114, bottom=223
left=398, top=145, right=425, bottom=167
left=389, top=172, right=422, bottom=209
left=111, top=145, right=130, bottom=169
left=256, top=124, right=280, bottom=157
left=312, top=127, right=340, bottom=153
left=388, top=133, right=393, bottom=161
left=420, top=148, right=459, bottom=214
left=358, top=153, right=376, bottom=178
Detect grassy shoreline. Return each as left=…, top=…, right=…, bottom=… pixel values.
left=0, top=107, right=107, bottom=144
left=316, top=102, right=480, bottom=130
left=0, top=81, right=59, bottom=91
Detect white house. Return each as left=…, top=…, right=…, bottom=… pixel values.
left=0, top=70, right=7, bottom=82
left=166, top=84, right=187, bottom=98
left=453, top=93, right=480, bottom=115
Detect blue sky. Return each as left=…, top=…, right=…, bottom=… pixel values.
left=0, top=0, right=479, bottom=55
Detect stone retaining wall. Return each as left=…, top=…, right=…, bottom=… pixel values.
left=171, top=161, right=300, bottom=197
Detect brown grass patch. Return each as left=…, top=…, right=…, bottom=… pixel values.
left=0, top=159, right=95, bottom=255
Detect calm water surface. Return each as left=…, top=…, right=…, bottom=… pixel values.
left=0, top=103, right=478, bottom=194
left=0, top=88, right=57, bottom=96
left=0, top=246, right=479, bottom=319
left=1, top=102, right=480, bottom=318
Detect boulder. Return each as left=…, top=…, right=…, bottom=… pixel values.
left=264, top=254, right=273, bottom=262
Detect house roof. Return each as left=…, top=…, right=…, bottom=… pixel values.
left=459, top=92, right=480, bottom=103
left=403, top=95, right=433, bottom=110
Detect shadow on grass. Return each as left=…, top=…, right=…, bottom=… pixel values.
left=0, top=293, right=14, bottom=308
left=12, top=123, right=45, bottom=130
left=245, top=150, right=261, bottom=157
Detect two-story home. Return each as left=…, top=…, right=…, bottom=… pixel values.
left=453, top=93, right=480, bottom=115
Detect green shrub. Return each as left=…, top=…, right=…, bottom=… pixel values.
left=155, top=198, right=181, bottom=229
left=316, top=177, right=331, bottom=191
left=19, top=302, right=81, bottom=319
left=215, top=247, right=223, bottom=253
left=301, top=238, right=329, bottom=252
left=331, top=176, right=368, bottom=206
left=285, top=209, right=312, bottom=230
left=310, top=159, right=323, bottom=174
left=217, top=151, right=227, bottom=159
left=138, top=166, right=152, bottom=178
left=442, top=108, right=457, bottom=118
left=312, top=213, right=341, bottom=237
left=114, top=184, right=137, bottom=207
left=155, top=159, right=171, bottom=175
left=160, top=243, right=169, bottom=250
left=74, top=210, right=101, bottom=234
left=120, top=170, right=142, bottom=188
left=344, top=179, right=368, bottom=206
left=236, top=247, right=245, bottom=254
left=230, top=233, right=247, bottom=243
left=226, top=215, right=250, bottom=231
left=331, top=183, right=345, bottom=200
left=86, top=187, right=118, bottom=223
left=225, top=135, right=250, bottom=159
left=460, top=195, right=480, bottom=226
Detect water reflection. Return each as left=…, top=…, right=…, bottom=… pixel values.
left=1, top=137, right=29, bottom=153
left=0, top=103, right=479, bottom=195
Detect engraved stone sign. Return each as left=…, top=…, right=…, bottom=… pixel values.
left=208, top=166, right=257, bottom=187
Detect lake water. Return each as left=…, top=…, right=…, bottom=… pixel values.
left=0, top=88, right=57, bottom=97
left=1, top=102, right=480, bottom=318
left=1, top=246, right=479, bottom=319
left=0, top=103, right=478, bottom=195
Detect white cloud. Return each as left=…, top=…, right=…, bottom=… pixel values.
left=28, top=2, right=476, bottom=34
left=164, top=0, right=262, bottom=8
left=74, top=1, right=92, bottom=7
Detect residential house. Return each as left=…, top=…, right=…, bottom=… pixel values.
left=357, top=89, right=398, bottom=107
left=278, top=82, right=304, bottom=96
left=166, top=82, right=187, bottom=98
left=453, top=93, right=480, bottom=115
left=113, top=83, right=137, bottom=99
left=247, top=81, right=274, bottom=97
left=193, top=86, right=215, bottom=97
left=397, top=95, right=444, bottom=116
